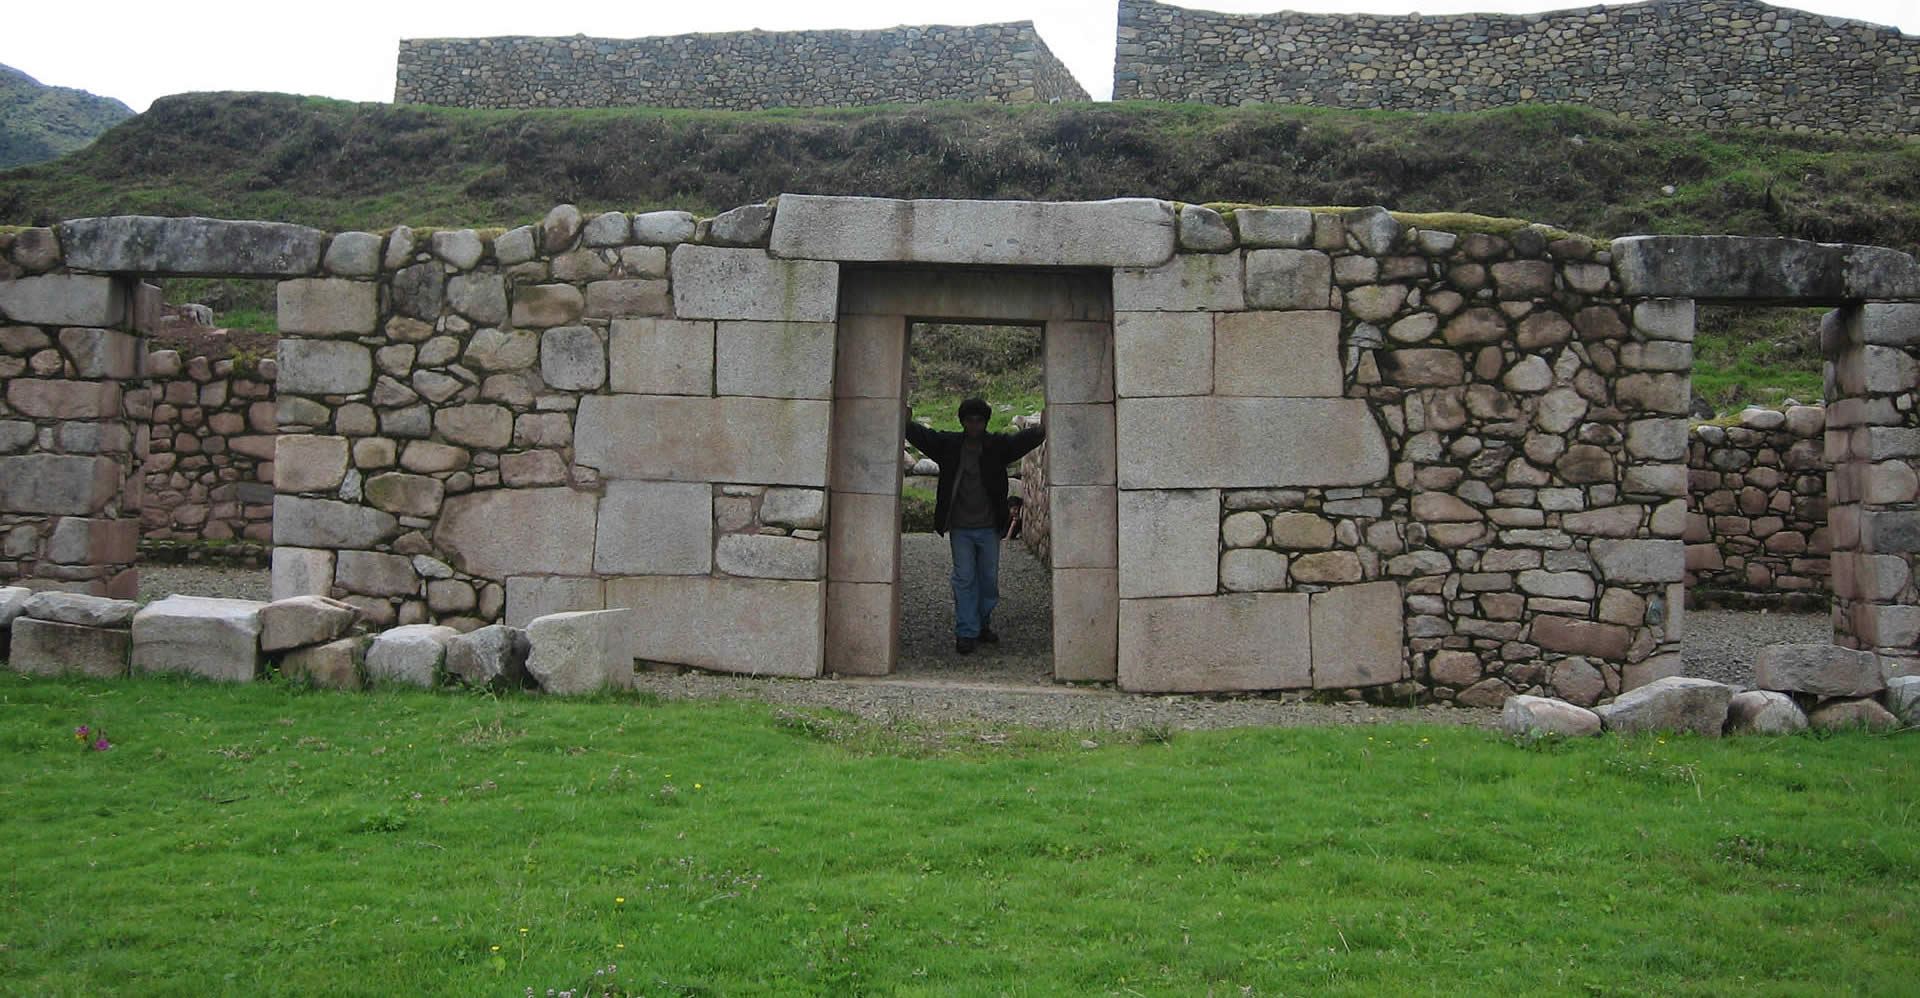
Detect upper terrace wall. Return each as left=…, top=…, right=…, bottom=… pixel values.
left=6, top=199, right=1920, bottom=700
left=1114, top=0, right=1920, bottom=136
left=396, top=22, right=1089, bottom=111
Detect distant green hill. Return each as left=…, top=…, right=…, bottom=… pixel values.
left=1, top=91, right=1916, bottom=259
left=0, top=64, right=134, bottom=170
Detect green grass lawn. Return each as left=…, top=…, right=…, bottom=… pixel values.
left=1, top=672, right=1913, bottom=996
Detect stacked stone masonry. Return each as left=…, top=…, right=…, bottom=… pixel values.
left=1686, top=404, right=1831, bottom=597
left=1114, top=0, right=1920, bottom=137
left=142, top=348, right=279, bottom=545
left=6, top=198, right=1920, bottom=701
left=396, top=22, right=1088, bottom=111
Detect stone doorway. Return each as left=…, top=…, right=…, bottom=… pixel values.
left=824, top=267, right=1117, bottom=680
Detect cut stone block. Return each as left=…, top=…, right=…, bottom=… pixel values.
left=6, top=379, right=120, bottom=419
left=1310, top=581, right=1406, bottom=688
left=1726, top=690, right=1808, bottom=735
left=575, top=395, right=831, bottom=487
left=1589, top=539, right=1685, bottom=583
left=9, top=618, right=129, bottom=678
left=1114, top=311, right=1212, bottom=397
left=594, top=480, right=713, bottom=575
left=271, top=546, right=335, bottom=600
left=835, top=314, right=908, bottom=399
left=768, top=194, right=1175, bottom=268
left=526, top=609, right=634, bottom=694
left=1043, top=319, right=1114, bottom=405
left=279, top=637, right=364, bottom=690
left=840, top=268, right=1109, bottom=322
left=446, top=624, right=530, bottom=688
left=0, top=454, right=122, bottom=515
left=1118, top=489, right=1217, bottom=596
left=22, top=591, right=138, bottom=627
left=132, top=595, right=265, bottom=681
left=760, top=487, right=826, bottom=529
left=832, top=397, right=907, bottom=495
left=1118, top=593, right=1310, bottom=692
left=1755, top=643, right=1886, bottom=697
left=1244, top=249, right=1332, bottom=310
left=824, top=581, right=896, bottom=677
left=277, top=339, right=372, bottom=395
left=277, top=279, right=378, bottom=336
left=364, top=624, right=459, bottom=687
left=259, top=595, right=359, bottom=652
left=1592, top=676, right=1732, bottom=737
left=1117, top=397, right=1390, bottom=489
left=1045, top=404, right=1116, bottom=486
left=716, top=321, right=835, bottom=399
left=607, top=317, right=714, bottom=395
left=0, top=274, right=126, bottom=326
left=1049, top=485, right=1119, bottom=571
left=1808, top=698, right=1900, bottom=732
left=605, top=576, right=822, bottom=677
left=274, top=496, right=398, bottom=549
left=56, top=216, right=324, bottom=276
left=540, top=325, right=606, bottom=392
left=671, top=245, right=837, bottom=322
left=1113, top=252, right=1245, bottom=311
left=505, top=576, right=605, bottom=629
left=717, top=534, right=822, bottom=579
left=826, top=491, right=901, bottom=584
left=1499, top=695, right=1603, bottom=737
left=1612, top=235, right=1920, bottom=301
left=335, top=550, right=419, bottom=597
left=1213, top=310, right=1341, bottom=397
left=1884, top=675, right=1920, bottom=725
left=1052, top=568, right=1119, bottom=681
left=0, top=586, right=30, bottom=629
left=58, top=327, right=139, bottom=378
left=436, top=487, right=599, bottom=579
left=275, top=435, right=351, bottom=493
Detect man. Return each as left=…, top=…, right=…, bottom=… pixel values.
left=904, top=398, right=1045, bottom=654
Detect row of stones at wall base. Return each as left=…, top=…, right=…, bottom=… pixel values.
left=1500, top=674, right=1917, bottom=738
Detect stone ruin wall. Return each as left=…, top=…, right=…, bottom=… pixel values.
left=396, top=22, right=1089, bottom=111
left=1114, top=0, right=1919, bottom=136
left=1686, top=405, right=1830, bottom=600
left=142, top=348, right=277, bottom=552
left=7, top=198, right=1920, bottom=700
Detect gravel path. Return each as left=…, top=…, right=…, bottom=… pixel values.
left=138, top=544, right=1831, bottom=732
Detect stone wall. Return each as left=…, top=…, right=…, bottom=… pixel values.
left=1685, top=404, right=1829, bottom=598
left=396, top=21, right=1088, bottom=111
left=1113, top=0, right=1919, bottom=137
left=142, top=348, right=277, bottom=546
left=0, top=229, right=148, bottom=597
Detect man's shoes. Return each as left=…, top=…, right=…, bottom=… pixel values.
left=977, top=627, right=1000, bottom=644
left=955, top=637, right=976, bottom=655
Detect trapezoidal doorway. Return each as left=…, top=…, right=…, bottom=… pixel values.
left=825, top=267, right=1118, bottom=680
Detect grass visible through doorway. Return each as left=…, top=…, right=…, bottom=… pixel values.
left=1, top=672, right=1913, bottom=996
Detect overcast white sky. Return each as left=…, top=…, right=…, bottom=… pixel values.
left=5, top=0, right=1916, bottom=111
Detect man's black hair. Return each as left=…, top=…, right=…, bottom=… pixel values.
left=958, top=397, right=992, bottom=422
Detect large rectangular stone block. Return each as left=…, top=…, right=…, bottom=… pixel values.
left=1116, top=397, right=1390, bottom=489
left=1214, top=310, right=1342, bottom=397
left=769, top=195, right=1175, bottom=268
left=835, top=314, right=907, bottom=398
left=274, top=496, right=398, bottom=549
left=606, top=575, right=823, bottom=677
left=1051, top=485, right=1118, bottom=570
left=595, top=480, right=713, bottom=575
left=6, top=379, right=121, bottom=419
left=132, top=595, right=265, bottom=682
left=826, top=491, right=900, bottom=583
left=527, top=609, right=633, bottom=695
left=277, top=279, right=377, bottom=336
left=1310, top=581, right=1406, bottom=688
left=1613, top=235, right=1920, bottom=301
left=1045, top=404, right=1116, bottom=486
left=838, top=269, right=1110, bottom=322
left=1589, top=539, right=1685, bottom=583
left=1053, top=567, right=1118, bottom=681
left=576, top=395, right=831, bottom=487
left=271, top=546, right=334, bottom=600
left=506, top=576, right=605, bottom=628
left=0, top=455, right=121, bottom=515
left=825, top=580, right=896, bottom=676
left=8, top=618, right=128, bottom=678
left=608, top=318, right=713, bottom=396
left=0, top=274, right=126, bottom=326
left=1114, top=312, right=1212, bottom=397
left=58, top=327, right=139, bottom=378
left=1044, top=319, right=1113, bottom=404
left=334, top=550, right=418, bottom=597
left=1118, top=488, right=1217, bottom=596
left=716, top=321, right=834, bottom=399
left=831, top=397, right=904, bottom=495
left=277, top=339, right=372, bottom=395
left=1118, top=593, right=1310, bottom=692
left=1245, top=249, right=1332, bottom=310
left=56, top=216, right=324, bottom=276
left=670, top=245, right=837, bottom=322
left=435, top=487, right=598, bottom=579
left=1113, top=252, right=1245, bottom=311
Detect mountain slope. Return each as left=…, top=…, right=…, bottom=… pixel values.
left=1, top=92, right=1915, bottom=257
left=0, top=64, right=134, bottom=169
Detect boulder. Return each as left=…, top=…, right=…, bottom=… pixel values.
left=445, top=624, right=530, bottom=688
left=131, top=596, right=266, bottom=682
left=1725, top=690, right=1808, bottom=735
left=364, top=624, right=458, bottom=687
left=0, top=585, right=30, bottom=629
left=280, top=637, right=364, bottom=690
left=1808, top=698, right=1900, bottom=732
left=1885, top=675, right=1920, bottom=726
left=1593, top=676, right=1732, bottom=737
left=525, top=609, right=633, bottom=695
left=1755, top=643, right=1886, bottom=697
left=1499, top=695, right=1603, bottom=737
left=22, top=591, right=138, bottom=627
left=259, top=595, right=360, bottom=652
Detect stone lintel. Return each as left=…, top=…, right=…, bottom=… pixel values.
left=769, top=194, right=1175, bottom=268
left=57, top=216, right=326, bottom=276
left=1612, top=235, right=1920, bottom=303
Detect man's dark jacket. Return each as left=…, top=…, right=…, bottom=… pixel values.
left=904, top=419, right=1045, bottom=536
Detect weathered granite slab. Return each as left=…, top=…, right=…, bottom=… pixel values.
left=57, top=216, right=325, bottom=276
left=769, top=194, right=1176, bottom=268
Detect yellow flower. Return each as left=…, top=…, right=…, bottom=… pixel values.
left=616, top=943, right=626, bottom=949
left=490, top=945, right=500, bottom=952
left=519, top=927, right=528, bottom=934
left=616, top=897, right=625, bottom=904
left=694, top=783, right=703, bottom=790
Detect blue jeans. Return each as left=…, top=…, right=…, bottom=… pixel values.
left=948, top=527, right=1001, bottom=639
